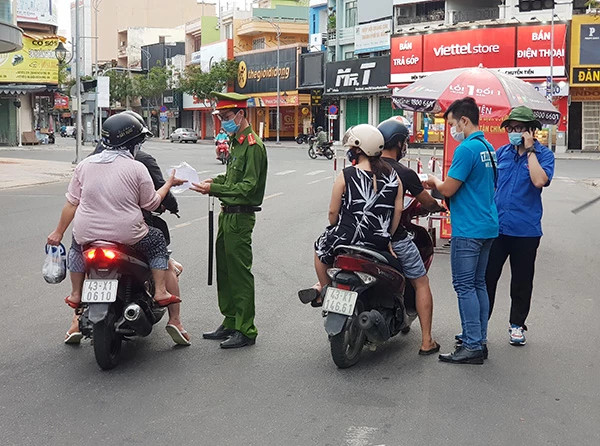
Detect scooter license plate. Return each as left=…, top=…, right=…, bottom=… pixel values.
left=81, top=280, right=119, bottom=303
left=322, top=287, right=358, bottom=316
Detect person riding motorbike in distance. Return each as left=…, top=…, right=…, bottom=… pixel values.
left=315, top=126, right=328, bottom=154
left=215, top=127, right=230, bottom=159
left=298, top=124, right=404, bottom=306
left=47, top=112, right=190, bottom=345
left=377, top=117, right=445, bottom=355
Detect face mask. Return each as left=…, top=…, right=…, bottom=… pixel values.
left=450, top=125, right=465, bottom=143
left=508, top=132, right=523, bottom=146
left=346, top=148, right=359, bottom=164
left=397, top=142, right=407, bottom=161
left=221, top=112, right=240, bottom=134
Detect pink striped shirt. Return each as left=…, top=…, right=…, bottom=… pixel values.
left=67, top=156, right=162, bottom=245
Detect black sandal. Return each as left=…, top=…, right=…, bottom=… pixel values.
left=298, top=288, right=319, bottom=304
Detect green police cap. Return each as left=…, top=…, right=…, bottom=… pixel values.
left=501, top=106, right=542, bottom=130
left=210, top=92, right=250, bottom=110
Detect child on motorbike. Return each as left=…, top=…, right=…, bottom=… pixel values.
left=298, top=124, right=404, bottom=306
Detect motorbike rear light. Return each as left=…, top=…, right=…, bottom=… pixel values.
left=86, top=249, right=96, bottom=260
left=335, top=255, right=372, bottom=272
left=102, top=249, right=116, bottom=260
left=337, top=284, right=351, bottom=291
left=355, top=271, right=377, bottom=285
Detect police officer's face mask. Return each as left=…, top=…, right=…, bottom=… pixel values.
left=221, top=111, right=241, bottom=134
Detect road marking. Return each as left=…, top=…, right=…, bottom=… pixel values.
left=308, top=176, right=332, bottom=184
left=344, top=426, right=379, bottom=446
left=275, top=170, right=296, bottom=176
left=171, top=216, right=207, bottom=231
left=197, top=170, right=212, bottom=174
left=306, top=170, right=326, bottom=176
left=264, top=192, right=283, bottom=200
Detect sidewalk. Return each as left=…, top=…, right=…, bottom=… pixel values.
left=0, top=158, right=74, bottom=190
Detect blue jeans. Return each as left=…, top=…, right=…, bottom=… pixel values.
left=451, top=237, right=494, bottom=351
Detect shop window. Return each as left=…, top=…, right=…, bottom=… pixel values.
left=253, top=37, right=266, bottom=50
left=269, top=109, right=279, bottom=132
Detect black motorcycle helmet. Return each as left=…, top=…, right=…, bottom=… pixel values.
left=377, top=117, right=410, bottom=150
left=123, top=110, right=153, bottom=137
left=101, top=112, right=152, bottom=151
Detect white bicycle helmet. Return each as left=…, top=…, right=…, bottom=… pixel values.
left=342, top=124, right=385, bottom=156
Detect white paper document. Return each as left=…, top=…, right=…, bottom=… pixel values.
left=166, top=162, right=200, bottom=194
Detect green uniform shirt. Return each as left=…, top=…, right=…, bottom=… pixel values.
left=210, top=125, right=268, bottom=206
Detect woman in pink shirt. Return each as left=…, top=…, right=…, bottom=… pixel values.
left=48, top=113, right=188, bottom=344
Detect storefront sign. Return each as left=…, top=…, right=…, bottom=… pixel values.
left=325, top=56, right=390, bottom=95
left=17, top=0, right=58, bottom=27
left=573, top=67, right=600, bottom=85
left=311, top=89, right=322, bottom=106
left=423, top=27, right=515, bottom=73
left=515, top=24, right=567, bottom=77
left=529, top=81, right=569, bottom=97
left=235, top=48, right=297, bottom=94
left=54, top=93, right=69, bottom=109
left=391, top=24, right=567, bottom=83
left=390, top=35, right=423, bottom=83
left=570, top=87, right=600, bottom=102
left=570, top=15, right=600, bottom=87
left=250, top=94, right=299, bottom=107
left=355, top=20, right=392, bottom=54
left=0, top=36, right=59, bottom=84
left=183, top=93, right=212, bottom=110
left=299, top=52, right=325, bottom=88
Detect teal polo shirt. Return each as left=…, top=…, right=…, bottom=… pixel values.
left=447, top=131, right=499, bottom=239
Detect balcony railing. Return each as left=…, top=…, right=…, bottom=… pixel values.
left=396, top=9, right=445, bottom=26
left=448, top=8, right=500, bottom=24
left=327, top=27, right=355, bottom=44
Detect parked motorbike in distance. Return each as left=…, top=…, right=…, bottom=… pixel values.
left=47, top=131, right=55, bottom=144
left=308, top=137, right=334, bottom=160
left=216, top=141, right=229, bottom=165
left=320, top=197, right=435, bottom=368
left=295, top=133, right=311, bottom=144
left=77, top=232, right=172, bottom=370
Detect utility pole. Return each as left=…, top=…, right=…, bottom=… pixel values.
left=75, top=0, right=82, bottom=163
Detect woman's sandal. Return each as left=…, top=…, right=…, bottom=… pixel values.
left=298, top=288, right=320, bottom=304
left=64, top=330, right=83, bottom=344
left=155, top=295, right=182, bottom=307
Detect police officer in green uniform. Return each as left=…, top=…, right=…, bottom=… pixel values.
left=191, top=92, right=268, bottom=349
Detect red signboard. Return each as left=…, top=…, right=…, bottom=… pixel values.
left=423, top=27, right=516, bottom=73
left=516, top=24, right=567, bottom=68
left=54, top=93, right=69, bottom=109
left=390, top=35, right=423, bottom=83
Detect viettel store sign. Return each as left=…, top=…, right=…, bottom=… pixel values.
left=390, top=24, right=567, bottom=84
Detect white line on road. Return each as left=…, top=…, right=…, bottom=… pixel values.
left=196, top=170, right=212, bottom=174
left=305, top=170, right=326, bottom=176
left=308, top=176, right=332, bottom=184
left=171, top=216, right=208, bottom=230
left=344, top=426, right=379, bottom=446
left=275, top=170, right=296, bottom=176
left=264, top=192, right=283, bottom=200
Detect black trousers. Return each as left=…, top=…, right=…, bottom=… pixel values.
left=485, top=235, right=541, bottom=329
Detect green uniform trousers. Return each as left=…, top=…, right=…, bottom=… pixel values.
left=216, top=211, right=257, bottom=339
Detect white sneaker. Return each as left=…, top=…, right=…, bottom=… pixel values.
left=509, top=324, right=526, bottom=346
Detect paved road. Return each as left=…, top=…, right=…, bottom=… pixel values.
left=1, top=140, right=599, bottom=445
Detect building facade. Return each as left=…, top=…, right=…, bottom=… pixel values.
left=0, top=0, right=60, bottom=146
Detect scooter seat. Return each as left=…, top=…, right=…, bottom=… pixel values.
left=335, top=245, right=404, bottom=272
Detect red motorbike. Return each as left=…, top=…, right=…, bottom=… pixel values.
left=319, top=196, right=435, bottom=368
left=216, top=141, right=229, bottom=165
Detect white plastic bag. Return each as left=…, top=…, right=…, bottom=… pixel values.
left=43, top=243, right=67, bottom=284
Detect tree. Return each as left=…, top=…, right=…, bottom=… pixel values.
left=134, top=62, right=171, bottom=108
left=177, top=59, right=239, bottom=104
left=106, top=70, right=135, bottom=106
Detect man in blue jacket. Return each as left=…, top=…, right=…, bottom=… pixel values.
left=485, top=106, right=555, bottom=347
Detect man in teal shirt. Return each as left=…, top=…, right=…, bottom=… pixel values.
left=426, top=97, right=499, bottom=365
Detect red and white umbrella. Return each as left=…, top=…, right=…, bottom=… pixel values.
left=392, top=66, right=560, bottom=125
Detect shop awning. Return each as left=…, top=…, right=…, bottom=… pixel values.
left=23, top=32, right=66, bottom=42
left=0, top=85, right=58, bottom=95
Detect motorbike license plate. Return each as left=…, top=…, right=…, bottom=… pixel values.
left=81, top=280, right=119, bottom=303
left=322, top=287, right=358, bottom=316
